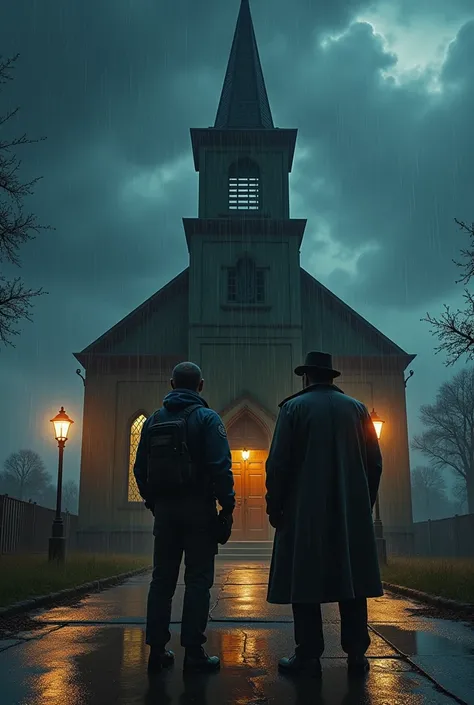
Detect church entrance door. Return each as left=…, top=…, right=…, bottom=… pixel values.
left=230, top=450, right=268, bottom=541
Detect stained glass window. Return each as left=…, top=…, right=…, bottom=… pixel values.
left=128, top=414, right=147, bottom=503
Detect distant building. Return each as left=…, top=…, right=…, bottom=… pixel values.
left=74, top=0, right=415, bottom=553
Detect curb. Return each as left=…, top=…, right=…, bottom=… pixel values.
left=383, top=581, right=474, bottom=613
left=0, top=566, right=152, bottom=619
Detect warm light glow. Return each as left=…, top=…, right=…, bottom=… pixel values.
left=128, top=414, right=147, bottom=502
left=242, top=448, right=250, bottom=461
left=50, top=406, right=74, bottom=442
left=370, top=408, right=385, bottom=440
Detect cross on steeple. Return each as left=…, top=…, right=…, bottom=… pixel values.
left=214, top=0, right=274, bottom=129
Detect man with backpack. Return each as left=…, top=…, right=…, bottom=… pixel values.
left=133, top=361, right=235, bottom=674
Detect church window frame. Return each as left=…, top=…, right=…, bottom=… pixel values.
left=228, top=157, right=260, bottom=211
left=226, top=255, right=266, bottom=305
left=127, top=411, right=149, bottom=504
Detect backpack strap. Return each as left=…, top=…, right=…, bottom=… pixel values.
left=178, top=403, right=202, bottom=424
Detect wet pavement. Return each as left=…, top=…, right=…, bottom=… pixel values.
left=1, top=561, right=473, bottom=704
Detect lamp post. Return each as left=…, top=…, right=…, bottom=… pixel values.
left=370, top=408, right=387, bottom=566
left=49, top=406, right=74, bottom=563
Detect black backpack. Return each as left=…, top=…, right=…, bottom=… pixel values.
left=146, top=403, right=202, bottom=498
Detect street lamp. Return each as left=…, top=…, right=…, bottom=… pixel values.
left=370, top=408, right=387, bottom=566
left=49, top=406, right=74, bottom=562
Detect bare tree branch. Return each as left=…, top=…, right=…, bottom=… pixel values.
left=0, top=54, right=52, bottom=347
left=422, top=219, right=474, bottom=365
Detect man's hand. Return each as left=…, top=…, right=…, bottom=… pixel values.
left=269, top=511, right=283, bottom=529
left=216, top=510, right=233, bottom=545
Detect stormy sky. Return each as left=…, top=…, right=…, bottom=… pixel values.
left=0, top=0, right=473, bottom=493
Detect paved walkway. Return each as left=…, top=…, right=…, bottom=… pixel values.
left=1, top=561, right=473, bottom=705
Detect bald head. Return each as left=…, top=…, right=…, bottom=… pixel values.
left=171, top=362, right=204, bottom=392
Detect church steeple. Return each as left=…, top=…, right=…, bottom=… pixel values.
left=214, top=0, right=274, bottom=129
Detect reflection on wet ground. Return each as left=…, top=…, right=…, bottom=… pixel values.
left=0, top=562, right=473, bottom=705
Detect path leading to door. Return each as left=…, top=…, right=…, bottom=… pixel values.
left=1, top=561, right=473, bottom=705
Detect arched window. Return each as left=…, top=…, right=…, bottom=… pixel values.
left=227, top=255, right=265, bottom=304
left=228, top=158, right=260, bottom=211
left=128, top=413, right=147, bottom=503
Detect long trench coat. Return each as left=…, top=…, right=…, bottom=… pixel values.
left=266, top=383, right=383, bottom=604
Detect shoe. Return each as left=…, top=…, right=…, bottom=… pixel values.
left=183, top=647, right=220, bottom=672
left=347, top=655, right=370, bottom=675
left=147, top=648, right=175, bottom=673
left=278, top=653, right=322, bottom=678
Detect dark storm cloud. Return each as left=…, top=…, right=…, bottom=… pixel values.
left=0, top=0, right=473, bottom=477
left=270, top=19, right=474, bottom=307
left=0, top=0, right=375, bottom=312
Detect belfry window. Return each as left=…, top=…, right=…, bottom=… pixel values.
left=228, top=158, right=260, bottom=211
left=227, top=256, right=265, bottom=304
left=128, top=413, right=147, bottom=503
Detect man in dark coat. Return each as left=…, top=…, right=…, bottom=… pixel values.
left=134, top=362, right=235, bottom=674
left=266, top=351, right=383, bottom=677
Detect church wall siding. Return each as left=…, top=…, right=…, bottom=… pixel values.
left=339, top=369, right=413, bottom=530
left=106, top=285, right=188, bottom=356
left=78, top=373, right=172, bottom=535
left=188, top=234, right=301, bottom=330
left=199, top=341, right=299, bottom=418
left=77, top=373, right=119, bottom=532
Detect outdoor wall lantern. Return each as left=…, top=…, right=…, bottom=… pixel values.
left=370, top=408, right=385, bottom=440
left=241, top=448, right=250, bottom=461
left=48, top=406, right=74, bottom=563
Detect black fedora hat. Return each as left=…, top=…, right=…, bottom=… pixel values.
left=294, top=351, right=341, bottom=378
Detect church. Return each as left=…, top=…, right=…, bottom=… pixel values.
left=74, top=0, right=415, bottom=555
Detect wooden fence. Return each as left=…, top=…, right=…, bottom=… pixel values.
left=0, top=494, right=78, bottom=555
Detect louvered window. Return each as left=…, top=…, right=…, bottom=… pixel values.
left=228, top=158, right=260, bottom=211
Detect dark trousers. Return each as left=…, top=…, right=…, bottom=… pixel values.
left=146, top=497, right=217, bottom=649
left=292, top=599, right=370, bottom=658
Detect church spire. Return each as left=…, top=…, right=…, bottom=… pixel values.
left=214, top=0, right=274, bottom=129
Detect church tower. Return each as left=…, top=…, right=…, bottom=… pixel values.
left=186, top=0, right=306, bottom=413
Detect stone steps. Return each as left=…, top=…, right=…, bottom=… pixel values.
left=218, top=540, right=273, bottom=560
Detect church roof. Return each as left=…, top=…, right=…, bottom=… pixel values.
left=301, top=268, right=415, bottom=364
left=214, top=0, right=274, bottom=129
left=74, top=269, right=189, bottom=362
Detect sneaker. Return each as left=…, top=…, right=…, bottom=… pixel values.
left=183, top=647, right=220, bottom=673
left=347, top=655, right=370, bottom=675
left=147, top=648, right=175, bottom=673
left=278, top=653, right=322, bottom=678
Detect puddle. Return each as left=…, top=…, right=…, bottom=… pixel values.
left=375, top=624, right=474, bottom=657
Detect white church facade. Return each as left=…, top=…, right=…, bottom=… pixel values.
left=74, top=0, right=415, bottom=554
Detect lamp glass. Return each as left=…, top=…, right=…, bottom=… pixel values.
left=242, top=449, right=250, bottom=461
left=51, top=407, right=74, bottom=442
left=370, top=409, right=385, bottom=440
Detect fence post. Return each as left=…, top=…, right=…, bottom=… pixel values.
left=454, top=514, right=460, bottom=557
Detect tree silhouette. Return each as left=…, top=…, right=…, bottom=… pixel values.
left=412, top=367, right=474, bottom=513
left=0, top=54, right=51, bottom=347
left=1, top=448, right=51, bottom=500
left=423, top=219, right=474, bottom=365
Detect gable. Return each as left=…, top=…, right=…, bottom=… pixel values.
left=301, top=269, right=413, bottom=359
left=75, top=269, right=189, bottom=360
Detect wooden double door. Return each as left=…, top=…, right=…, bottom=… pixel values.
left=229, top=449, right=268, bottom=541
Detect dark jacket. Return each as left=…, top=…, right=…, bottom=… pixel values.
left=266, top=383, right=383, bottom=604
left=133, top=389, right=235, bottom=513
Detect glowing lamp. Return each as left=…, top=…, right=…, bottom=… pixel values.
left=50, top=407, right=74, bottom=443
left=370, top=408, right=384, bottom=440
left=242, top=448, right=250, bottom=461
